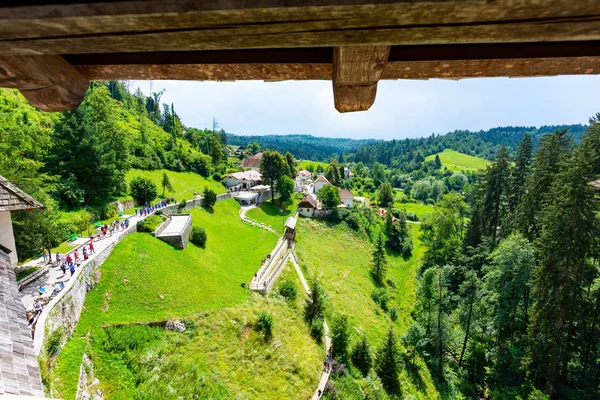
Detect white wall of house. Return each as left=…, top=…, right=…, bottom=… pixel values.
left=0, top=211, right=17, bottom=265
left=223, top=177, right=240, bottom=187
left=314, top=181, right=328, bottom=193
left=298, top=207, right=314, bottom=217
left=341, top=197, right=354, bottom=207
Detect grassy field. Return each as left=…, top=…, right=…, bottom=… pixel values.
left=297, top=160, right=328, bottom=171
left=425, top=149, right=489, bottom=172
left=295, top=219, right=438, bottom=399
left=49, top=199, right=323, bottom=399
left=245, top=194, right=302, bottom=235
left=125, top=169, right=226, bottom=202
left=395, top=202, right=435, bottom=219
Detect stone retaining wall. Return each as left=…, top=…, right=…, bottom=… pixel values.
left=33, top=223, right=138, bottom=355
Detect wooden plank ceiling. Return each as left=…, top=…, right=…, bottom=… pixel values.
left=1, top=0, right=600, bottom=112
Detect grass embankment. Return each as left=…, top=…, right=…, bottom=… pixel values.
left=425, top=149, right=489, bottom=172
left=125, top=168, right=226, bottom=202
left=50, top=199, right=322, bottom=400
left=245, top=194, right=302, bottom=235
left=395, top=202, right=435, bottom=220
left=295, top=218, right=438, bottom=399
left=297, top=160, right=328, bottom=171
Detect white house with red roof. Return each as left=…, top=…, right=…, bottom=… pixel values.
left=241, top=152, right=263, bottom=171
left=339, top=189, right=354, bottom=207
left=223, top=170, right=262, bottom=190
left=297, top=194, right=318, bottom=217
left=343, top=167, right=354, bottom=179
left=312, top=175, right=331, bottom=194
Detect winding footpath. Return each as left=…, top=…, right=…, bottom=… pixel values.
left=289, top=250, right=332, bottom=400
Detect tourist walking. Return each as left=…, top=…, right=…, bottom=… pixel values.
left=89, top=241, right=95, bottom=254
left=69, top=263, right=76, bottom=277
left=42, top=248, right=48, bottom=262
left=74, top=249, right=80, bottom=265
left=55, top=252, right=61, bottom=266
left=60, top=263, right=67, bottom=276
left=82, top=247, right=88, bottom=261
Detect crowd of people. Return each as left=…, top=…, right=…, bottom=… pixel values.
left=135, top=200, right=169, bottom=217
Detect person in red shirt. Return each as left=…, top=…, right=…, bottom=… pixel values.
left=89, top=241, right=95, bottom=254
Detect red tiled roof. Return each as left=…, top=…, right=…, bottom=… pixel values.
left=298, top=195, right=318, bottom=208
left=298, top=169, right=312, bottom=176
left=339, top=189, right=353, bottom=198
left=242, top=153, right=263, bottom=169
left=314, top=175, right=331, bottom=185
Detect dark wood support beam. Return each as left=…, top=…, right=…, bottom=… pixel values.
left=332, top=46, right=389, bottom=112
left=0, top=55, right=88, bottom=111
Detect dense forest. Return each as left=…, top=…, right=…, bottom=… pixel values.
left=402, top=122, right=600, bottom=399
left=0, top=81, right=230, bottom=260
left=227, top=133, right=378, bottom=161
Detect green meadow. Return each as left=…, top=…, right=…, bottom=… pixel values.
left=49, top=199, right=322, bottom=399
left=245, top=194, right=302, bottom=235
left=297, top=160, right=328, bottom=171
left=125, top=168, right=226, bottom=202
left=425, top=149, right=489, bottom=172
left=395, top=202, right=435, bottom=219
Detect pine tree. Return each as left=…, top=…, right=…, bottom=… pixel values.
left=161, top=172, right=174, bottom=197
left=371, top=233, right=387, bottom=285
left=351, top=333, right=373, bottom=376
left=331, top=314, right=351, bottom=363
left=529, top=126, right=599, bottom=395
left=377, top=182, right=394, bottom=207
left=375, top=328, right=401, bottom=395
left=504, top=134, right=533, bottom=234
left=482, top=146, right=511, bottom=243
left=259, top=150, right=286, bottom=203
left=304, top=278, right=327, bottom=324
left=434, top=154, right=442, bottom=169
left=325, top=158, right=342, bottom=186
left=284, top=152, right=296, bottom=178
left=518, top=129, right=572, bottom=240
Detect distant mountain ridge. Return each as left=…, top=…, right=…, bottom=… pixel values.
left=227, top=124, right=587, bottom=164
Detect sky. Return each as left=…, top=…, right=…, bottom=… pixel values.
left=131, top=75, right=600, bottom=140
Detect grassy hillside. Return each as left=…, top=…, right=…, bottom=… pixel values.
left=245, top=194, right=302, bottom=235
left=425, top=149, right=489, bottom=172
left=295, top=219, right=438, bottom=399
left=49, top=199, right=322, bottom=399
left=125, top=169, right=226, bottom=202
left=395, top=202, right=435, bottom=220
left=297, top=160, right=328, bottom=171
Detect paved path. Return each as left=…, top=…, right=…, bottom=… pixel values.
left=289, top=250, right=332, bottom=400
left=239, top=204, right=256, bottom=219
left=19, top=213, right=148, bottom=309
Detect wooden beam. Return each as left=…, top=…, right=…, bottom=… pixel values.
left=0, top=55, right=88, bottom=111
left=332, top=45, right=390, bottom=112
left=1, top=1, right=600, bottom=54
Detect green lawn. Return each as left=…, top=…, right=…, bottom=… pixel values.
left=425, top=149, right=489, bottom=172
left=50, top=199, right=322, bottom=400
left=295, top=219, right=438, bottom=399
left=395, top=202, right=435, bottom=219
left=125, top=169, right=226, bottom=202
left=245, top=194, right=302, bottom=236
left=297, top=160, right=328, bottom=171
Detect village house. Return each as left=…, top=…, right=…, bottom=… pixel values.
left=297, top=195, right=318, bottom=217
left=223, top=170, right=262, bottom=190
left=312, top=175, right=331, bottom=194
left=343, top=167, right=354, bottom=180
left=241, top=152, right=263, bottom=170
left=339, top=189, right=354, bottom=207
left=234, top=145, right=245, bottom=156
left=297, top=169, right=312, bottom=181
left=0, top=176, right=45, bottom=265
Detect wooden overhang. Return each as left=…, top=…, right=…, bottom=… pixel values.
left=2, top=1, right=600, bottom=113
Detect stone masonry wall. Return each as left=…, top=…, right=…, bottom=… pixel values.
left=33, top=223, right=138, bottom=355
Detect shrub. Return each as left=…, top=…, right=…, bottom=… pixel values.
left=190, top=226, right=207, bottom=248
left=137, top=215, right=164, bottom=233
left=129, top=177, right=158, bottom=205
left=329, top=359, right=347, bottom=377
left=155, top=210, right=163, bottom=216
left=100, top=203, right=118, bottom=220
left=310, top=317, right=324, bottom=343
left=351, top=333, right=373, bottom=376
left=386, top=278, right=397, bottom=288
left=203, top=187, right=217, bottom=207
left=389, top=307, right=398, bottom=322
left=256, top=311, right=275, bottom=340
left=323, top=380, right=339, bottom=399
left=405, top=212, right=419, bottom=222
left=45, top=328, right=66, bottom=358
left=212, top=172, right=222, bottom=181
left=178, top=199, right=187, bottom=210
left=331, top=314, right=351, bottom=363
left=345, top=212, right=361, bottom=230
left=371, top=288, right=390, bottom=311
left=278, top=279, right=297, bottom=301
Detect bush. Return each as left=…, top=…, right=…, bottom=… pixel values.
left=371, top=288, right=390, bottom=311
left=405, top=212, right=419, bottom=222
left=212, top=172, right=222, bottom=181
left=178, top=199, right=187, bottom=210
left=389, top=307, right=398, bottom=322
left=130, top=177, right=158, bottom=205
left=203, top=187, right=217, bottom=207
left=155, top=210, right=163, bottom=216
left=100, top=203, right=118, bottom=220
left=278, top=279, right=297, bottom=301
left=256, top=311, right=275, bottom=340
left=386, top=278, right=397, bottom=288
left=190, top=226, right=207, bottom=248
left=323, top=380, right=339, bottom=399
left=137, top=214, right=164, bottom=232
left=310, top=317, right=324, bottom=343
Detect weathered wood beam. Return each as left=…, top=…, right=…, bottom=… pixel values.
left=0, top=55, right=88, bottom=111
left=332, top=46, right=390, bottom=112
left=1, top=1, right=600, bottom=54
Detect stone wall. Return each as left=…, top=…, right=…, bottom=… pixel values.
left=33, top=223, right=138, bottom=355
left=156, top=215, right=192, bottom=249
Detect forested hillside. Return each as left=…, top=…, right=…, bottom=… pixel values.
left=0, top=81, right=229, bottom=260
left=227, top=133, right=378, bottom=161
left=348, top=124, right=587, bottom=167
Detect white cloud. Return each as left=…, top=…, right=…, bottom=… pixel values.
left=130, top=75, right=600, bottom=140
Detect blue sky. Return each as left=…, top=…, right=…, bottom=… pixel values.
left=131, top=75, right=600, bottom=140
